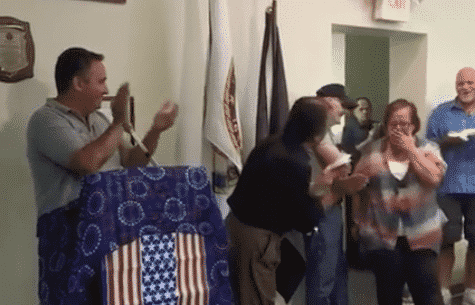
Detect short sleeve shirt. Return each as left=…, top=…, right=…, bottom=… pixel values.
left=27, top=99, right=124, bottom=218
left=426, top=99, right=475, bottom=194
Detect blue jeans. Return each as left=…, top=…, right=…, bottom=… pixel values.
left=304, top=206, right=347, bottom=305
left=368, top=237, right=443, bottom=305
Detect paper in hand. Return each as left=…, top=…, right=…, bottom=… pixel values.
left=448, top=128, right=475, bottom=141
left=323, top=153, right=352, bottom=173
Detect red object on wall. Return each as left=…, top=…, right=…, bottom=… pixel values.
left=373, top=0, right=411, bottom=22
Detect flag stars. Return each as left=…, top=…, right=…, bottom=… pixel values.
left=140, top=234, right=178, bottom=304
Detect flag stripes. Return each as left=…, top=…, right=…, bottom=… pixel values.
left=177, top=233, right=208, bottom=305
left=102, top=233, right=208, bottom=305
left=104, top=239, right=143, bottom=305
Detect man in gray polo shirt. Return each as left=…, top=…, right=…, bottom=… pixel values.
left=27, top=47, right=178, bottom=219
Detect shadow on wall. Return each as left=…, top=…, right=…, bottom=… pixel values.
left=0, top=78, right=49, bottom=305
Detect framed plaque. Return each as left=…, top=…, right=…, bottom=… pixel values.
left=77, top=0, right=126, bottom=3
left=0, top=16, right=35, bottom=83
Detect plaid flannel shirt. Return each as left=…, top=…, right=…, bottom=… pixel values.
left=353, top=137, right=447, bottom=253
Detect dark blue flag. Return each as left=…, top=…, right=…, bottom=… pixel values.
left=255, top=4, right=289, bottom=145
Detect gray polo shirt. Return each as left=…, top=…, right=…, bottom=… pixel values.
left=27, top=99, right=124, bottom=218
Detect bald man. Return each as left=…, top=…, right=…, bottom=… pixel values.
left=427, top=67, right=475, bottom=305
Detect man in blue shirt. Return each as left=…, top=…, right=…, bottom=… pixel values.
left=426, top=67, right=475, bottom=305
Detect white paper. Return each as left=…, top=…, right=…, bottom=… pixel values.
left=448, top=128, right=475, bottom=141
left=323, top=153, right=351, bottom=173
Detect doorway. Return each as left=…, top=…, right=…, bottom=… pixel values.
left=332, top=24, right=428, bottom=132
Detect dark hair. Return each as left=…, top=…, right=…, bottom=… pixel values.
left=356, top=97, right=372, bottom=109
left=382, top=98, right=420, bottom=136
left=282, top=96, right=327, bottom=147
left=55, top=47, right=104, bottom=95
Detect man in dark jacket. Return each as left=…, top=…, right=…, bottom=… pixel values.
left=226, top=97, right=329, bottom=304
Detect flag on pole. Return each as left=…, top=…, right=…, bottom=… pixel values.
left=203, top=0, right=243, bottom=193
left=255, top=2, right=289, bottom=145
left=255, top=3, right=304, bottom=303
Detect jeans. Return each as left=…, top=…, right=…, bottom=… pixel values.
left=304, top=206, right=347, bottom=305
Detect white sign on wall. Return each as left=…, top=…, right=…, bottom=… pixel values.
left=373, top=0, right=411, bottom=22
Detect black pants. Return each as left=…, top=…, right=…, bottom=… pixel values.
left=368, top=237, right=443, bottom=305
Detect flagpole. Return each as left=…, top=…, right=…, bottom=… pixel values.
left=271, top=1, right=277, bottom=67
left=266, top=1, right=276, bottom=24
left=272, top=0, right=276, bottom=24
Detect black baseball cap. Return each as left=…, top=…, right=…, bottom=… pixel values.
left=316, top=83, right=357, bottom=109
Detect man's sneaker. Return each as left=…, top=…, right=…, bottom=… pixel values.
left=442, top=288, right=452, bottom=305
left=463, top=288, right=475, bottom=305
left=402, top=284, right=415, bottom=305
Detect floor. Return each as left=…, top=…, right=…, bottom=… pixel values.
left=275, top=269, right=378, bottom=304
left=273, top=236, right=469, bottom=304
left=276, top=269, right=464, bottom=305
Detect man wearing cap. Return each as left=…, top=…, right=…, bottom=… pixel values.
left=304, top=84, right=368, bottom=305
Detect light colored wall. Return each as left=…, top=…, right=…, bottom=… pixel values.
left=0, top=0, right=473, bottom=303
left=345, top=35, right=390, bottom=122
left=389, top=32, right=428, bottom=131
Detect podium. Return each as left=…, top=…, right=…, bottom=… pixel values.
left=37, top=166, right=233, bottom=305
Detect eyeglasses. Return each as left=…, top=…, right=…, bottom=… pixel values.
left=388, top=121, right=412, bottom=129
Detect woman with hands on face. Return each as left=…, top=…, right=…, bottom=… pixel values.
left=351, top=99, right=447, bottom=305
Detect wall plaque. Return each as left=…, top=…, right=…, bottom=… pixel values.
left=78, top=0, right=126, bottom=3
left=0, top=17, right=35, bottom=83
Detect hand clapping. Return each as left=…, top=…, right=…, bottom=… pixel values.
left=152, top=100, right=179, bottom=133
left=112, top=82, right=130, bottom=126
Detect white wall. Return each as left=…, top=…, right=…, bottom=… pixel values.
left=0, top=0, right=474, bottom=303
left=389, top=32, right=428, bottom=130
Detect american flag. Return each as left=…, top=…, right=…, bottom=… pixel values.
left=103, top=233, right=209, bottom=305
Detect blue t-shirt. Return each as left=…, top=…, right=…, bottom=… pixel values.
left=426, top=99, right=475, bottom=194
